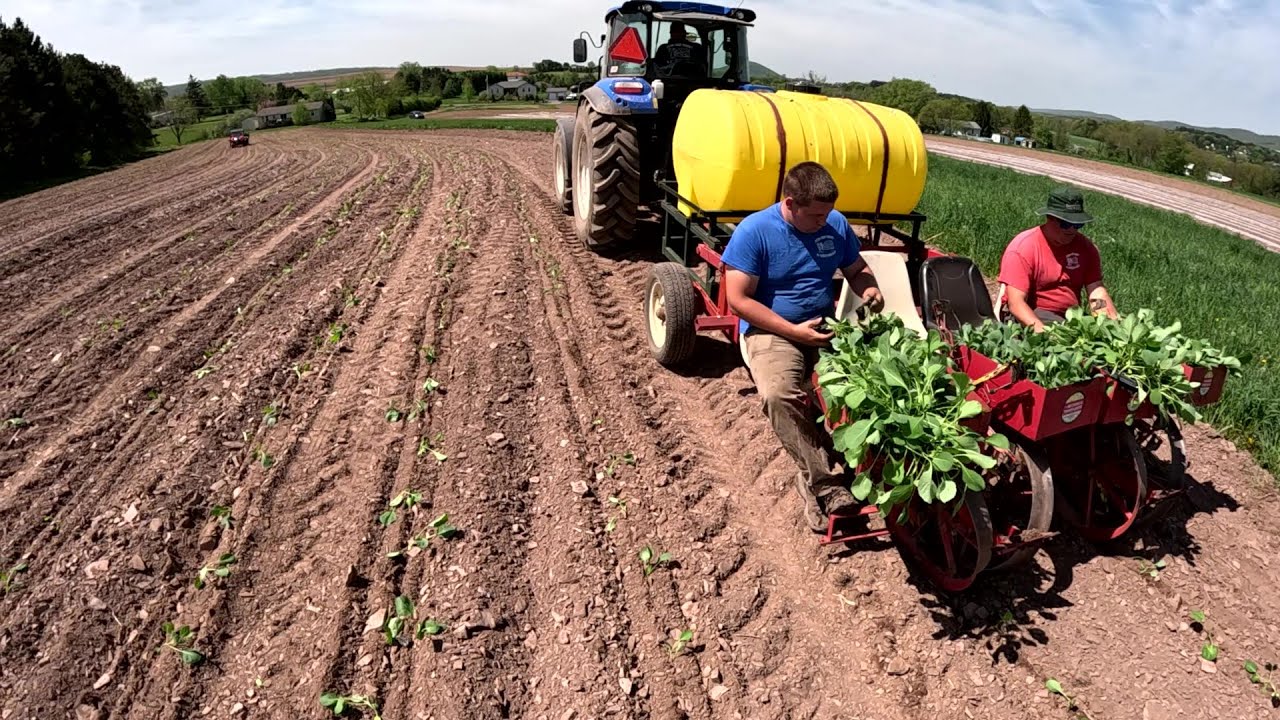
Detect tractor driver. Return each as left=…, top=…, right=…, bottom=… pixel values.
left=722, top=162, right=885, bottom=532
left=653, top=22, right=706, bottom=78
left=998, top=185, right=1118, bottom=331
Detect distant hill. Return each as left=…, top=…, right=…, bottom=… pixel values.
left=1035, top=108, right=1280, bottom=152
left=749, top=61, right=781, bottom=81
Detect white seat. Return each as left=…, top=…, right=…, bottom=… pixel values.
left=835, top=250, right=927, bottom=336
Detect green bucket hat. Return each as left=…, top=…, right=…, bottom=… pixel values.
left=1036, top=185, right=1094, bottom=224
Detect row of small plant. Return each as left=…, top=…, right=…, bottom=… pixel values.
left=815, top=314, right=1010, bottom=519
left=954, top=307, right=1241, bottom=424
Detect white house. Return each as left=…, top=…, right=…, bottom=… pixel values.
left=483, top=79, right=537, bottom=100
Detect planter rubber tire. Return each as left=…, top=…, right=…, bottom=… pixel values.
left=571, top=103, right=640, bottom=251
left=644, top=262, right=697, bottom=367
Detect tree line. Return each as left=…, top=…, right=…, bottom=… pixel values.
left=791, top=74, right=1280, bottom=201
left=1, top=17, right=154, bottom=194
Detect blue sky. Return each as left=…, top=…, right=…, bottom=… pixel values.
left=4, top=0, right=1278, bottom=134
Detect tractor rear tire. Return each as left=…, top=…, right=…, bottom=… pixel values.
left=644, top=262, right=697, bottom=367
left=552, top=118, right=574, bottom=214
left=571, top=103, right=640, bottom=251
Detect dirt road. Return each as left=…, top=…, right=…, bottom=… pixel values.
left=2, top=129, right=1279, bottom=720
left=926, top=136, right=1280, bottom=252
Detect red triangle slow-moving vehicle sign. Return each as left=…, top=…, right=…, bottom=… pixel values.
left=609, top=26, right=647, bottom=63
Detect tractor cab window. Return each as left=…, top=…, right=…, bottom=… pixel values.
left=650, top=20, right=708, bottom=79
left=606, top=13, right=649, bottom=76
left=705, top=25, right=748, bottom=82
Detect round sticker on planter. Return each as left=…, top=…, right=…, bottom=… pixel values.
left=1061, top=391, right=1086, bottom=424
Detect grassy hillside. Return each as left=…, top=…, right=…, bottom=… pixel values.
left=749, top=61, right=781, bottom=81
left=1036, top=108, right=1280, bottom=153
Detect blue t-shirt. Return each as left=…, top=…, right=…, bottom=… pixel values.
left=720, top=203, right=861, bottom=335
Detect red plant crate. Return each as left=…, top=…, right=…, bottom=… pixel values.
left=1099, top=377, right=1158, bottom=424
left=985, top=376, right=1107, bottom=441
left=1184, top=363, right=1227, bottom=406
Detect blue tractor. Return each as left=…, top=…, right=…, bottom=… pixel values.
left=553, top=1, right=773, bottom=252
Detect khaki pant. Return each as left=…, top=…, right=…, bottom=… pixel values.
left=743, top=331, right=847, bottom=501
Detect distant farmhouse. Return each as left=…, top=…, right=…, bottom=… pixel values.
left=244, top=100, right=335, bottom=130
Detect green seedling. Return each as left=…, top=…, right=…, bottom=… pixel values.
left=262, top=404, right=280, bottom=426
left=193, top=365, right=217, bottom=379
left=1046, top=678, right=1094, bottom=719
left=422, top=378, right=440, bottom=394
left=326, top=323, right=346, bottom=345
left=1, top=561, right=29, bottom=593
left=1190, top=609, right=1219, bottom=662
left=639, top=546, right=673, bottom=577
left=387, top=513, right=458, bottom=557
left=384, top=594, right=416, bottom=646
left=406, top=400, right=430, bottom=422
left=253, top=447, right=274, bottom=469
left=291, top=362, right=312, bottom=379
left=605, top=451, right=637, bottom=476
left=416, top=619, right=444, bottom=638
left=210, top=505, right=234, bottom=530
left=161, top=622, right=205, bottom=665
left=6, top=416, right=31, bottom=428
left=390, top=488, right=422, bottom=510
left=193, top=553, right=236, bottom=589
left=342, top=288, right=360, bottom=307
left=417, top=431, right=447, bottom=462
left=1136, top=557, right=1167, bottom=580
left=319, top=692, right=382, bottom=719
left=669, top=629, right=694, bottom=656
left=385, top=405, right=403, bottom=422
left=606, top=496, right=629, bottom=533
left=421, top=345, right=438, bottom=363
left=1244, top=660, right=1280, bottom=704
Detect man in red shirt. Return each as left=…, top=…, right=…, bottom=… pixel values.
left=997, top=186, right=1118, bottom=331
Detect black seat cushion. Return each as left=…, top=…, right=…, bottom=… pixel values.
left=920, top=256, right=995, bottom=331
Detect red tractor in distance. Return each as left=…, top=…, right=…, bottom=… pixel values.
left=229, top=129, right=250, bottom=148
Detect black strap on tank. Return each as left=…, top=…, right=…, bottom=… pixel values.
left=758, top=94, right=788, bottom=202
left=849, top=99, right=892, bottom=217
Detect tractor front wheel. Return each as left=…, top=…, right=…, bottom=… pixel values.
left=644, top=262, right=697, bottom=367
left=571, top=103, right=640, bottom=251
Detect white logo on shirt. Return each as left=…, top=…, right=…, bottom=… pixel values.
left=815, top=235, right=837, bottom=258
left=1065, top=252, right=1081, bottom=270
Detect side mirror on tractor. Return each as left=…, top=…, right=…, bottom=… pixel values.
left=573, top=38, right=588, bottom=63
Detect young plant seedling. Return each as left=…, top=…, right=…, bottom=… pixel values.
left=384, top=594, right=416, bottom=646
left=406, top=399, right=430, bottom=422
left=1135, top=557, right=1167, bottom=581
left=385, top=405, right=403, bottom=423
left=605, top=496, right=629, bottom=533
left=5, top=416, right=30, bottom=429
left=319, top=692, right=382, bottom=719
left=390, top=488, right=422, bottom=510
left=385, top=513, right=458, bottom=556
left=291, top=361, right=312, bottom=379
left=669, top=629, right=694, bottom=656
left=1046, top=678, right=1094, bottom=720
left=1, top=561, right=29, bottom=593
left=417, top=431, right=447, bottom=462
left=193, top=553, right=237, bottom=589
left=422, top=378, right=440, bottom=394
left=1244, top=660, right=1280, bottom=705
left=193, top=365, right=217, bottom=379
left=210, top=505, right=234, bottom=530
left=421, top=345, right=438, bottom=363
left=638, top=546, right=673, bottom=577
left=262, top=404, right=280, bottom=427
left=253, top=447, right=274, bottom=469
left=161, top=622, right=205, bottom=665
left=1190, top=609, right=1219, bottom=662
left=605, top=451, right=637, bottom=476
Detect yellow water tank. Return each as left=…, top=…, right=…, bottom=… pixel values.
left=670, top=89, right=927, bottom=221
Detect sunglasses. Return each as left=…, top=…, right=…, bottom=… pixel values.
left=1055, top=218, right=1085, bottom=230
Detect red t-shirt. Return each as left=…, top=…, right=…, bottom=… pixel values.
left=998, top=226, right=1103, bottom=315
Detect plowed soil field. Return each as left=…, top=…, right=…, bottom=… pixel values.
left=3, top=129, right=1280, bottom=720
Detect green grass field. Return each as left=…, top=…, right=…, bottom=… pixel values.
left=323, top=117, right=556, bottom=132
left=917, top=153, right=1280, bottom=475
left=151, top=114, right=235, bottom=148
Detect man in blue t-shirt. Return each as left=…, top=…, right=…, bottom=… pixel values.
left=721, top=161, right=884, bottom=532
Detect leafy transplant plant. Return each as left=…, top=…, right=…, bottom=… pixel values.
left=956, top=307, right=1240, bottom=424
left=815, top=314, right=1009, bottom=519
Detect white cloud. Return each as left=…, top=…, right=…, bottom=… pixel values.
left=3, top=0, right=1277, bottom=133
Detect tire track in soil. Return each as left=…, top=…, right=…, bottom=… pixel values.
left=0, top=140, right=278, bottom=274
left=118, top=144, right=496, bottom=720
left=0, top=141, right=382, bottom=508
left=0, top=139, right=328, bottom=353
left=0, top=143, right=399, bottom=720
